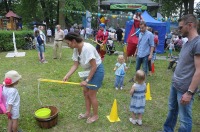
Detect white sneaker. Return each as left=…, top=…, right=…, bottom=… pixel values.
left=120, top=87, right=123, bottom=90
left=137, top=119, right=142, bottom=125
left=129, top=118, right=137, bottom=125
left=115, top=87, right=118, bottom=90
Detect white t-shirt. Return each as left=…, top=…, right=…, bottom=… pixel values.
left=80, top=29, right=85, bottom=35
left=47, top=29, right=52, bottom=36
left=2, top=86, right=20, bottom=119
left=86, top=27, right=91, bottom=34
left=72, top=42, right=102, bottom=70
left=64, top=29, right=68, bottom=35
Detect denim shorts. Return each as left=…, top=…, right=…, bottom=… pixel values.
left=86, top=63, right=104, bottom=90
left=36, top=44, right=45, bottom=52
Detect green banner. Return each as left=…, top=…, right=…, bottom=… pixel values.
left=110, top=4, right=147, bottom=10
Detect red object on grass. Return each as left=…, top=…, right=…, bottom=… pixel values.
left=152, top=63, right=155, bottom=73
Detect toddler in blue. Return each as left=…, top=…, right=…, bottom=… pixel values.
left=113, top=55, right=128, bottom=90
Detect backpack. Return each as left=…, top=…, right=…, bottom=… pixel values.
left=0, top=85, right=6, bottom=114
left=37, top=35, right=44, bottom=45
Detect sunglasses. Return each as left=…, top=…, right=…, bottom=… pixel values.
left=178, top=26, right=183, bottom=30
left=178, top=22, right=193, bottom=30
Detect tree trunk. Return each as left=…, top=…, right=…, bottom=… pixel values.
left=183, top=0, right=189, bottom=14
left=58, top=0, right=66, bottom=28
left=56, top=0, right=59, bottom=25
left=40, top=0, right=50, bottom=27
left=189, top=0, right=194, bottom=14
left=179, top=2, right=183, bottom=18
left=4, top=0, right=9, bottom=12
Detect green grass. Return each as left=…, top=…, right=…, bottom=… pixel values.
left=0, top=41, right=200, bottom=132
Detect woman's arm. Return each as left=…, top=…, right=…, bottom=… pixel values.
left=63, top=61, right=79, bottom=81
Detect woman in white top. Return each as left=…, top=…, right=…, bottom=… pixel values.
left=63, top=32, right=104, bottom=124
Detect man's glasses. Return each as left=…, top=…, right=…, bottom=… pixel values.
left=178, top=22, right=193, bottom=30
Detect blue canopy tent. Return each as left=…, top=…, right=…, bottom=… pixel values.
left=142, top=11, right=166, bottom=53
left=124, top=11, right=166, bottom=54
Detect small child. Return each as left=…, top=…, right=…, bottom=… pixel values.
left=113, top=55, right=128, bottom=90
left=166, top=40, right=175, bottom=58
left=2, top=70, right=22, bottom=132
left=129, top=70, right=146, bottom=125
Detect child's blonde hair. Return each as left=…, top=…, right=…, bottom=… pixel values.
left=117, top=55, right=125, bottom=63
left=134, top=70, right=145, bottom=84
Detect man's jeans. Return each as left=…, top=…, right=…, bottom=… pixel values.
left=136, top=55, right=149, bottom=75
left=163, top=85, right=193, bottom=132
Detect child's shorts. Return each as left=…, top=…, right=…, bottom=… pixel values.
left=36, top=44, right=45, bottom=53
left=169, top=49, right=172, bottom=54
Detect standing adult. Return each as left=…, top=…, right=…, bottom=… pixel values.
left=134, top=21, right=154, bottom=75
left=35, top=30, right=47, bottom=63
left=47, top=28, right=52, bottom=43
left=53, top=25, right=65, bottom=59
left=85, top=27, right=91, bottom=39
left=63, top=32, right=104, bottom=123
left=96, top=23, right=108, bottom=60
left=69, top=26, right=74, bottom=32
left=33, top=25, right=38, bottom=33
left=64, top=27, right=68, bottom=36
left=160, top=14, right=200, bottom=132
left=115, top=27, right=123, bottom=43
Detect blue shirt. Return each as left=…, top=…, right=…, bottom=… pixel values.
left=137, top=30, right=154, bottom=58
left=115, top=62, right=126, bottom=76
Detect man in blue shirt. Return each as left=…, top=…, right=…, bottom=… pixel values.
left=134, top=21, right=154, bottom=75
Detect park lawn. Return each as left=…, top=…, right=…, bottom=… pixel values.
left=0, top=42, right=200, bottom=132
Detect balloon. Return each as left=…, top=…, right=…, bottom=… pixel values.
left=112, top=15, right=117, bottom=18
left=98, top=13, right=101, bottom=17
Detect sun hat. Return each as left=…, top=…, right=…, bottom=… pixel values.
left=3, top=70, right=22, bottom=85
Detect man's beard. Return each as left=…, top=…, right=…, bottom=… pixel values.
left=181, top=31, right=189, bottom=38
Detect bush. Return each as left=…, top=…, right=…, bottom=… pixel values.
left=0, top=30, right=33, bottom=51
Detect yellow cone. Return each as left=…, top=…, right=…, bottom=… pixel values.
left=145, top=83, right=152, bottom=100
left=107, top=99, right=120, bottom=122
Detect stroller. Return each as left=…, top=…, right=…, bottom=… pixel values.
left=22, top=34, right=35, bottom=50
left=168, top=56, right=179, bottom=72
left=106, top=38, right=116, bottom=55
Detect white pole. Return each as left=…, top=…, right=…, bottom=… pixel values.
left=13, top=32, right=18, bottom=56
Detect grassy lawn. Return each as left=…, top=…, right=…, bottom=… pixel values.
left=0, top=41, right=200, bottom=132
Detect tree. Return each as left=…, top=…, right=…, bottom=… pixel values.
left=153, top=0, right=195, bottom=17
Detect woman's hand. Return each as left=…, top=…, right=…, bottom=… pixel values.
left=80, top=80, right=87, bottom=87
left=63, top=75, right=69, bottom=82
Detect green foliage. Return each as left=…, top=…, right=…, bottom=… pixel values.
left=153, top=0, right=182, bottom=17
left=0, top=30, right=33, bottom=51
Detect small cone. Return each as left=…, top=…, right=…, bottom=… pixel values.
left=151, top=63, right=155, bottom=73
left=145, top=83, right=152, bottom=100
left=107, top=99, right=120, bottom=122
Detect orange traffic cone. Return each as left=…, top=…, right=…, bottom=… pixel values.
left=151, top=63, right=155, bottom=73
left=145, top=83, right=152, bottom=100
left=107, top=99, right=120, bottom=122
